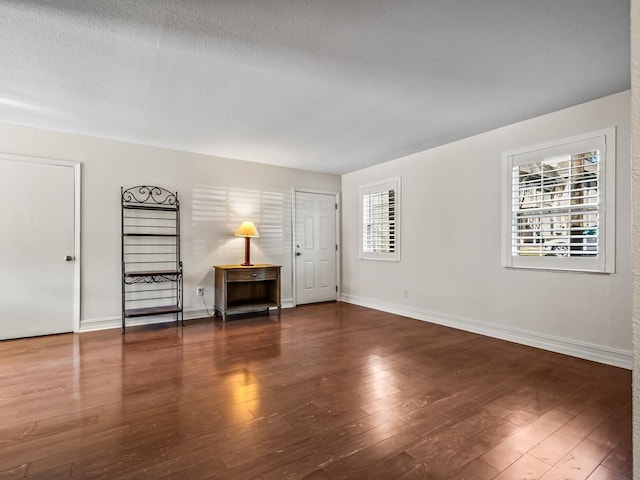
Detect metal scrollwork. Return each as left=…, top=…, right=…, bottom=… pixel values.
left=122, top=185, right=179, bottom=208
left=124, top=273, right=181, bottom=284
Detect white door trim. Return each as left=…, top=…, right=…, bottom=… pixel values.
left=0, top=152, right=81, bottom=333
left=292, top=187, right=340, bottom=307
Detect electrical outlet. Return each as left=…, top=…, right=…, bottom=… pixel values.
left=196, top=286, right=204, bottom=296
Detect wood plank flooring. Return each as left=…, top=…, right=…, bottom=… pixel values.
left=0, top=302, right=631, bottom=479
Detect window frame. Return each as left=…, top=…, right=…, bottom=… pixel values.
left=360, top=177, right=401, bottom=262
left=501, top=127, right=616, bottom=273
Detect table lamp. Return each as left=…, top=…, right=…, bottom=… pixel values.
left=235, top=221, right=260, bottom=266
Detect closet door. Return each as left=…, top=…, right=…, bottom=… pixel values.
left=0, top=156, right=78, bottom=339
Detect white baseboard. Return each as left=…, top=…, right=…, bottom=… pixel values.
left=340, top=293, right=632, bottom=370
left=282, top=298, right=294, bottom=309
left=80, top=299, right=295, bottom=333
left=79, top=308, right=210, bottom=332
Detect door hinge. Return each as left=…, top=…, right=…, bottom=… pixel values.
left=336, top=285, right=338, bottom=292
left=335, top=203, right=338, bottom=210
left=335, top=244, right=338, bottom=251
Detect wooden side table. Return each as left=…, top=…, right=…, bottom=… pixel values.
left=213, top=264, right=281, bottom=322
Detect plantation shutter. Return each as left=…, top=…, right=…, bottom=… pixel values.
left=512, top=150, right=599, bottom=258
left=503, top=130, right=614, bottom=273
left=360, top=178, right=400, bottom=261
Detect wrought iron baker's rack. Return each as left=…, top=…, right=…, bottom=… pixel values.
left=121, top=185, right=183, bottom=332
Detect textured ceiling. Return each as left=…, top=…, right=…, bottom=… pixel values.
left=0, top=0, right=630, bottom=174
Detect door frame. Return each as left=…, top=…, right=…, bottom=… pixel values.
left=291, top=188, right=341, bottom=307
left=0, top=152, right=81, bottom=332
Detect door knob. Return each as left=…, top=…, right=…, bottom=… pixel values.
left=296, top=252, right=302, bottom=256
left=65, top=255, right=75, bottom=262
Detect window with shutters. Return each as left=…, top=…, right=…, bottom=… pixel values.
left=360, top=178, right=400, bottom=261
left=502, top=128, right=615, bottom=273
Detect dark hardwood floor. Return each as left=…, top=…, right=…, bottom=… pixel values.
left=0, top=302, right=632, bottom=479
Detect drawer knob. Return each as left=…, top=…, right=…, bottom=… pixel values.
left=252, top=272, right=257, bottom=277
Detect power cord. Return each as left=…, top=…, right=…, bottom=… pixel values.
left=201, top=295, right=213, bottom=317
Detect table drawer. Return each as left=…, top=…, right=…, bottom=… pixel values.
left=227, top=268, right=278, bottom=282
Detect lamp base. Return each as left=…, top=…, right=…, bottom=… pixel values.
left=242, top=237, right=253, bottom=266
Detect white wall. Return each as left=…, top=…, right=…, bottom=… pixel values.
left=630, top=0, right=639, bottom=472
left=342, top=91, right=632, bottom=368
left=0, top=122, right=340, bottom=330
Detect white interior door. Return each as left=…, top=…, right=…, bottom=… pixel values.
left=0, top=156, right=77, bottom=339
left=295, top=191, right=337, bottom=305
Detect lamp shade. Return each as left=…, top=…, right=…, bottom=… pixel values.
left=234, top=221, right=260, bottom=238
